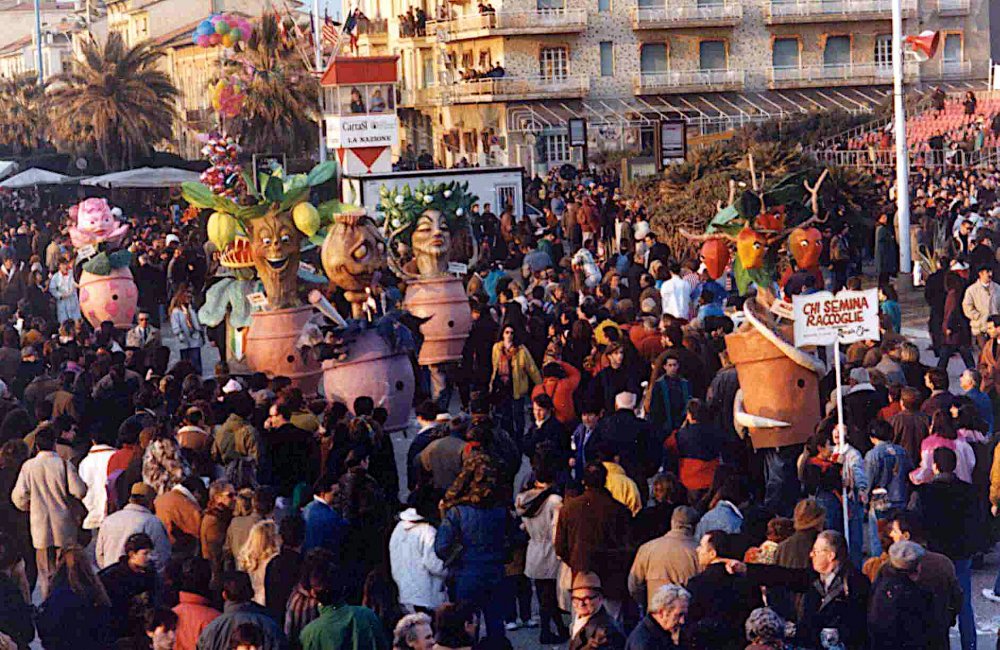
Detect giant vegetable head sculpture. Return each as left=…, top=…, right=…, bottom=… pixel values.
left=182, top=161, right=341, bottom=311
left=321, top=209, right=387, bottom=317
left=380, top=181, right=478, bottom=279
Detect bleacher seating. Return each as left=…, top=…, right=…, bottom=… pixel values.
left=845, top=97, right=1000, bottom=153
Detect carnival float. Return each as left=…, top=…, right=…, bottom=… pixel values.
left=683, top=156, right=830, bottom=450
left=69, top=198, right=138, bottom=329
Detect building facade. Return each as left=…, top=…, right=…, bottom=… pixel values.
left=0, top=25, right=73, bottom=79
left=350, top=0, right=991, bottom=170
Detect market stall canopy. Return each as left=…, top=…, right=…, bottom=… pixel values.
left=0, top=161, right=19, bottom=181
left=81, top=166, right=202, bottom=189
left=0, top=168, right=77, bottom=188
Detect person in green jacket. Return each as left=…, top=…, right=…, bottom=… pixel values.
left=300, top=563, right=388, bottom=650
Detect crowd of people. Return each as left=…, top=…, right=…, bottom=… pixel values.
left=3, top=147, right=1000, bottom=650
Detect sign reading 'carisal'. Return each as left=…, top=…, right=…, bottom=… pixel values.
left=326, top=115, right=399, bottom=149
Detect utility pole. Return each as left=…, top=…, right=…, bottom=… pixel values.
left=312, top=0, right=326, bottom=162
left=33, top=0, right=43, bottom=84
left=891, top=0, right=911, bottom=273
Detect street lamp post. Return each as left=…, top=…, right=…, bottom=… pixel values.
left=312, top=0, right=327, bottom=163
left=891, top=0, right=911, bottom=274
left=33, top=0, right=43, bottom=84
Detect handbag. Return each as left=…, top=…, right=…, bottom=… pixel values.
left=63, top=459, right=87, bottom=528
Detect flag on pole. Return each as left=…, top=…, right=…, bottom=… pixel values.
left=321, top=12, right=339, bottom=46
left=328, top=8, right=359, bottom=57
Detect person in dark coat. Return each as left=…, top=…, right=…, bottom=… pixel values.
left=555, top=461, right=633, bottom=614
left=924, top=258, right=950, bottom=356
left=459, top=301, right=498, bottom=408
left=98, top=532, right=161, bottom=642
left=264, top=514, right=304, bottom=622
left=889, top=387, right=930, bottom=467
left=35, top=547, right=114, bottom=650
left=0, top=532, right=33, bottom=650
left=625, top=584, right=689, bottom=650
left=595, top=392, right=654, bottom=500
left=262, top=401, right=318, bottom=498
left=523, top=393, right=566, bottom=458
left=568, top=572, right=626, bottom=650
left=736, top=530, right=871, bottom=650
left=867, top=541, right=934, bottom=650
left=591, top=342, right=642, bottom=415
left=939, top=271, right=975, bottom=369
left=874, top=213, right=898, bottom=286
left=686, top=531, right=760, bottom=649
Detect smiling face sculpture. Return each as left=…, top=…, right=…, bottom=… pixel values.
left=248, top=210, right=301, bottom=309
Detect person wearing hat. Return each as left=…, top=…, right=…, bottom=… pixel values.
left=568, top=572, right=625, bottom=650
left=95, top=482, right=171, bottom=574
left=774, top=498, right=826, bottom=570
left=627, top=506, right=699, bottom=611
left=867, top=541, right=934, bottom=650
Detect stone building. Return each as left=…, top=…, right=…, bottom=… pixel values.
left=350, top=0, right=993, bottom=169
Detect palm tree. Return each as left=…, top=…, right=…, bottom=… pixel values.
left=47, top=32, right=178, bottom=170
left=0, top=74, right=45, bottom=154
left=228, top=12, right=318, bottom=154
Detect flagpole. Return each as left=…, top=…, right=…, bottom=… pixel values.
left=312, top=0, right=326, bottom=162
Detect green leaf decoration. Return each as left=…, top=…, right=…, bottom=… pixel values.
left=181, top=182, right=216, bottom=209
left=82, top=252, right=111, bottom=276
left=107, top=249, right=132, bottom=270
left=236, top=204, right=269, bottom=220
left=284, top=174, right=309, bottom=193
left=317, top=199, right=345, bottom=223
left=241, top=170, right=260, bottom=198
left=279, top=187, right=310, bottom=211
left=212, top=194, right=239, bottom=214
left=264, top=175, right=285, bottom=202
left=706, top=204, right=742, bottom=234
left=308, top=231, right=327, bottom=248
left=306, top=161, right=337, bottom=187
left=257, top=172, right=270, bottom=193
left=732, top=254, right=751, bottom=296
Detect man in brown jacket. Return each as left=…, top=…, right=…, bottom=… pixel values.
left=555, top=461, right=632, bottom=620
left=201, top=480, right=235, bottom=583
left=978, top=315, right=1000, bottom=407
left=888, top=388, right=931, bottom=468
left=155, top=478, right=203, bottom=559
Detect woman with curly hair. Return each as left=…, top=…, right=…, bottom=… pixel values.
left=142, top=435, right=191, bottom=495
left=434, top=454, right=509, bottom=639
left=238, top=519, right=280, bottom=607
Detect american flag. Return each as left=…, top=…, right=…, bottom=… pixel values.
left=324, top=8, right=358, bottom=53
left=321, top=12, right=339, bottom=46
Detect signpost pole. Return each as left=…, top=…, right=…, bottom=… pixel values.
left=834, top=337, right=850, bottom=550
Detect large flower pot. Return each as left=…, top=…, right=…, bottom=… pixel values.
left=402, top=276, right=471, bottom=366
left=245, top=305, right=322, bottom=395
left=725, top=317, right=821, bottom=450
left=78, top=267, right=138, bottom=330
left=322, top=329, right=415, bottom=432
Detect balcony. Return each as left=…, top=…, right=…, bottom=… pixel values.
left=764, top=0, right=915, bottom=24
left=767, top=61, right=918, bottom=89
left=430, top=9, right=587, bottom=41
left=934, top=59, right=974, bottom=80
left=446, top=75, right=590, bottom=103
left=399, top=86, right=443, bottom=107
left=356, top=18, right=389, bottom=44
left=633, top=68, right=744, bottom=94
left=937, top=0, right=970, bottom=15
left=630, top=1, right=742, bottom=29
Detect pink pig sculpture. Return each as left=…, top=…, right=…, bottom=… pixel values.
left=68, top=198, right=129, bottom=249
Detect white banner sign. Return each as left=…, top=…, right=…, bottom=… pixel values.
left=326, top=114, right=399, bottom=149
left=792, top=288, right=880, bottom=347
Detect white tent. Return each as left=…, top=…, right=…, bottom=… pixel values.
left=0, top=161, right=19, bottom=181
left=0, top=168, right=76, bottom=188
left=81, top=166, right=201, bottom=189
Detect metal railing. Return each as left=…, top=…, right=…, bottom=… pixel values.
left=399, top=86, right=442, bottom=106
left=769, top=61, right=917, bottom=84
left=633, top=68, right=745, bottom=92
left=810, top=146, right=1000, bottom=170
left=357, top=18, right=388, bottom=35
left=766, top=0, right=915, bottom=18
left=447, top=74, right=590, bottom=101
left=431, top=8, right=587, bottom=37
left=937, top=0, right=970, bottom=13
left=937, top=60, right=973, bottom=79
left=630, top=1, right=742, bottom=25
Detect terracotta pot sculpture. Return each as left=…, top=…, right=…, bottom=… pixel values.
left=403, top=276, right=472, bottom=365
left=322, top=329, right=415, bottom=431
left=245, top=305, right=322, bottom=394
left=79, top=267, right=138, bottom=329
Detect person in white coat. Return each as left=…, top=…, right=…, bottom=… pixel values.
left=660, top=263, right=692, bottom=319
left=11, top=425, right=87, bottom=599
left=169, top=284, right=205, bottom=376
left=514, top=451, right=568, bottom=644
left=95, top=482, right=171, bottom=574
left=389, top=488, right=448, bottom=613
left=48, top=259, right=80, bottom=324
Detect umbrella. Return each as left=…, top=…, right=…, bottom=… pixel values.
left=0, top=168, right=77, bottom=188
left=81, top=166, right=202, bottom=189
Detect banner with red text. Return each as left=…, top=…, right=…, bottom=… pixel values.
left=792, top=288, right=880, bottom=347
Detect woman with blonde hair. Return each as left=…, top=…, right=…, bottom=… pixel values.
left=238, top=519, right=280, bottom=606
left=169, top=283, right=205, bottom=375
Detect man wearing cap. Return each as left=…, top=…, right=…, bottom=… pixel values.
left=627, top=506, right=699, bottom=611
left=96, top=482, right=171, bottom=574
left=867, top=541, right=934, bottom=650
left=568, top=572, right=625, bottom=650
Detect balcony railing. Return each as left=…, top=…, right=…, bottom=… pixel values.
left=357, top=18, right=388, bottom=36
left=447, top=74, right=590, bottom=102
left=399, top=86, right=442, bottom=106
left=765, top=0, right=915, bottom=22
left=430, top=9, right=587, bottom=40
left=630, top=1, right=742, bottom=28
left=633, top=68, right=745, bottom=94
left=768, top=61, right=918, bottom=88
left=937, top=59, right=973, bottom=79
left=937, top=0, right=970, bottom=14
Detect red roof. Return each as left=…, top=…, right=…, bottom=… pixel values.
left=320, top=55, right=398, bottom=86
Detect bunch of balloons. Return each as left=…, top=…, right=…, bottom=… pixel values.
left=199, top=135, right=245, bottom=199
left=211, top=77, right=246, bottom=119
left=192, top=14, right=253, bottom=49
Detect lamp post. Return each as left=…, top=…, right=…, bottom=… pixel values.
left=33, top=0, right=43, bottom=84
left=891, top=0, right=911, bottom=274
left=312, top=0, right=327, bottom=163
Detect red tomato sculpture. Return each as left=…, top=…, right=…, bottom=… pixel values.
left=700, top=238, right=731, bottom=279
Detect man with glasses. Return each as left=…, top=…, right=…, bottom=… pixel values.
left=568, top=572, right=625, bottom=650
left=126, top=311, right=161, bottom=350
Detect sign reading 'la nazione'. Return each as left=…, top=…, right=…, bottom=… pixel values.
left=326, top=115, right=399, bottom=149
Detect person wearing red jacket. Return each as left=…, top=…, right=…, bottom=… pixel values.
left=532, top=361, right=581, bottom=427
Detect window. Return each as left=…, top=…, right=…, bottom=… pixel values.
left=699, top=40, right=726, bottom=70
left=545, top=133, right=570, bottom=163
left=823, top=35, right=851, bottom=67
left=600, top=41, right=614, bottom=76
left=497, top=185, right=517, bottom=213
left=421, top=51, right=434, bottom=88
left=539, top=46, right=569, bottom=80
left=772, top=38, right=799, bottom=69
left=943, top=33, right=962, bottom=63
left=640, top=43, right=668, bottom=73
left=874, top=34, right=892, bottom=68
left=636, top=0, right=656, bottom=8
left=598, top=0, right=611, bottom=11
left=538, top=0, right=564, bottom=10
